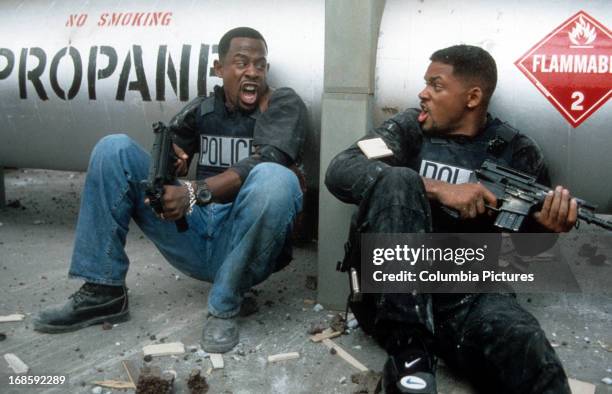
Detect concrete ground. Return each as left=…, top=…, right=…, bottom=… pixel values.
left=0, top=168, right=610, bottom=394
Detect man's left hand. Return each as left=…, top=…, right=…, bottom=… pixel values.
left=533, top=186, right=578, bottom=232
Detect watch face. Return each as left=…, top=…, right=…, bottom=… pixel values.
left=197, top=187, right=212, bottom=204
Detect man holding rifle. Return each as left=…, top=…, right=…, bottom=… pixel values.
left=34, top=27, right=307, bottom=354
left=326, top=45, right=576, bottom=393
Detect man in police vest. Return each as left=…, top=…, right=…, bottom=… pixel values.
left=33, top=27, right=307, bottom=354
left=325, top=45, right=576, bottom=393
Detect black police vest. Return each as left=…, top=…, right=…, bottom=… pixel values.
left=411, top=118, right=519, bottom=232
left=411, top=118, right=518, bottom=185
left=195, top=95, right=259, bottom=179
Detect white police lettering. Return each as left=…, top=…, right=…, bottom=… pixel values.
left=419, top=160, right=472, bottom=184
left=199, top=135, right=254, bottom=167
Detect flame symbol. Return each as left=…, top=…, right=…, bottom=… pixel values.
left=568, top=16, right=597, bottom=46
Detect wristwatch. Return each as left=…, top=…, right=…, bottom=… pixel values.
left=193, top=180, right=213, bottom=205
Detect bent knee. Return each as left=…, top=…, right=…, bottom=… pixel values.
left=93, top=134, right=138, bottom=157
left=246, top=163, right=302, bottom=210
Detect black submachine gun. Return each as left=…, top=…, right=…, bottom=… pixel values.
left=142, top=122, right=188, bottom=232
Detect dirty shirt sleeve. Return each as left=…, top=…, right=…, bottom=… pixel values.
left=325, top=109, right=423, bottom=205
left=230, top=87, right=308, bottom=182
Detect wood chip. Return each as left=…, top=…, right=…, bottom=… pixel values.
left=569, top=378, right=596, bottom=394
left=142, top=342, right=185, bottom=357
left=0, top=314, right=25, bottom=323
left=4, top=353, right=29, bottom=374
left=598, top=340, right=612, bottom=352
left=267, top=352, right=300, bottom=363
left=209, top=353, right=224, bottom=369
left=322, top=339, right=368, bottom=372
left=121, top=360, right=139, bottom=388
left=310, top=328, right=342, bottom=343
left=91, top=380, right=135, bottom=389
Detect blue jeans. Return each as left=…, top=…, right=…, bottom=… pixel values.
left=69, top=134, right=302, bottom=318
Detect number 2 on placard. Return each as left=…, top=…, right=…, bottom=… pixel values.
left=571, top=91, right=584, bottom=111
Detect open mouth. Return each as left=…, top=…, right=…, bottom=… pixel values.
left=418, top=104, right=429, bottom=123
left=239, top=83, right=259, bottom=107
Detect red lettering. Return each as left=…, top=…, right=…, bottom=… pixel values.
left=97, top=13, right=107, bottom=26
left=65, top=14, right=87, bottom=27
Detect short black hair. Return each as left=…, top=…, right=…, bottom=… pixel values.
left=218, top=27, right=267, bottom=61
left=430, top=45, right=497, bottom=104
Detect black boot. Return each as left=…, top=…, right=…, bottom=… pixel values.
left=33, top=283, right=129, bottom=333
left=382, top=347, right=437, bottom=394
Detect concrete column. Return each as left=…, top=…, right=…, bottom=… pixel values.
left=318, top=0, right=385, bottom=309
left=0, top=167, right=5, bottom=207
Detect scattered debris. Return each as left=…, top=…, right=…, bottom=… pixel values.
left=91, top=380, right=134, bottom=390
left=187, top=369, right=209, bottom=394
left=351, top=370, right=382, bottom=394
left=209, top=354, right=224, bottom=369
left=339, top=376, right=347, bottom=384
left=313, top=303, right=324, bottom=312
left=305, top=275, right=317, bottom=290
left=347, top=319, right=359, bottom=329
left=142, top=342, right=185, bottom=357
left=195, top=350, right=209, bottom=358
left=303, top=299, right=316, bottom=305
left=0, top=314, right=25, bottom=323
left=4, top=353, right=29, bottom=374
left=310, top=328, right=342, bottom=343
left=91, top=387, right=102, bottom=394
left=322, top=339, right=368, bottom=372
left=307, top=321, right=326, bottom=335
left=267, top=352, right=300, bottom=363
left=136, top=366, right=174, bottom=394
left=602, top=377, right=612, bottom=385
left=33, top=220, right=45, bottom=225
left=599, top=340, right=612, bottom=352
left=568, top=378, right=596, bottom=394
left=122, top=360, right=139, bottom=388
left=330, top=313, right=346, bottom=332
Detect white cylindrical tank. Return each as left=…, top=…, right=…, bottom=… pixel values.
left=375, top=0, right=611, bottom=212
left=0, top=0, right=323, bottom=184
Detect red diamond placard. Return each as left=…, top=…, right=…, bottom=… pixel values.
left=515, top=10, right=611, bottom=128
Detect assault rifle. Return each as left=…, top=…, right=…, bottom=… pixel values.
left=444, top=160, right=612, bottom=232
left=142, top=122, right=188, bottom=233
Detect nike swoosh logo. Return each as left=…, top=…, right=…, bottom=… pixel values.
left=404, top=357, right=421, bottom=369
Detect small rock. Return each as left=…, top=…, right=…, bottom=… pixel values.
left=91, top=387, right=102, bottom=394
left=602, top=377, right=612, bottom=385
left=102, top=322, right=113, bottom=330
left=115, top=342, right=121, bottom=346
left=584, top=337, right=590, bottom=343
left=329, top=347, right=337, bottom=355
left=33, top=220, right=44, bottom=225
left=313, top=304, right=324, bottom=312
left=347, top=319, right=359, bottom=329
left=144, top=355, right=153, bottom=362
left=339, top=376, right=347, bottom=384
left=0, top=333, right=6, bottom=341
